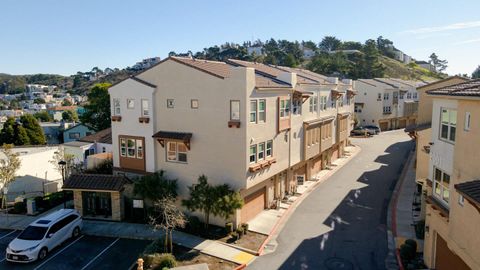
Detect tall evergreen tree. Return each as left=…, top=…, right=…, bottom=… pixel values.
left=20, top=114, right=46, bottom=145
left=80, top=83, right=112, bottom=131
left=472, top=66, right=480, bottom=79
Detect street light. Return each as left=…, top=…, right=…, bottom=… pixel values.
left=58, top=160, right=67, bottom=209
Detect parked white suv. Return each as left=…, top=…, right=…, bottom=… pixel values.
left=5, top=209, right=82, bottom=263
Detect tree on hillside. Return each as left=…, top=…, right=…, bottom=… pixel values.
left=34, top=111, right=52, bottom=122
left=0, top=117, right=39, bottom=146
left=376, top=36, right=395, bottom=58
left=339, top=41, right=363, bottom=50
left=472, top=66, right=480, bottom=79
left=62, top=110, right=78, bottom=122
left=429, top=53, right=448, bottom=72
left=0, top=144, right=21, bottom=208
left=62, top=99, right=73, bottom=106
left=359, top=39, right=386, bottom=78
left=20, top=114, right=46, bottom=145
left=13, top=123, right=30, bottom=146
left=182, top=175, right=243, bottom=229
left=80, top=83, right=111, bottom=131
left=319, top=36, right=342, bottom=52
left=33, top=98, right=46, bottom=104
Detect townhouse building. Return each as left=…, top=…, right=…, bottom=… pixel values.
left=354, top=78, right=421, bottom=131
left=416, top=79, right=480, bottom=270
left=64, top=57, right=355, bottom=224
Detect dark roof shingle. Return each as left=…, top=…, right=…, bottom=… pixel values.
left=79, top=128, right=112, bottom=144
left=427, top=79, right=480, bottom=97
left=455, top=180, right=480, bottom=205
left=63, top=174, right=131, bottom=191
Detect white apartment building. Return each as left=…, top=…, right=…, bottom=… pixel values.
left=354, top=78, right=422, bottom=131
left=66, top=57, right=355, bottom=224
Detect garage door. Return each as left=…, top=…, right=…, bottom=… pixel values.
left=379, top=122, right=388, bottom=131
left=435, top=234, right=470, bottom=270
left=398, top=119, right=407, bottom=128
left=241, top=188, right=265, bottom=222
left=311, top=156, right=322, bottom=176
left=331, top=147, right=339, bottom=162
left=408, top=119, right=416, bottom=126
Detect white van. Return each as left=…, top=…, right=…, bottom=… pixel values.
left=6, top=209, right=82, bottom=263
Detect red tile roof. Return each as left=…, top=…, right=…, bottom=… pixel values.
left=79, top=128, right=112, bottom=144
left=63, top=174, right=131, bottom=191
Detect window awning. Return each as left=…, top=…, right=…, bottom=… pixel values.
left=455, top=180, right=480, bottom=209
left=337, top=112, right=350, bottom=118
left=293, top=90, right=313, bottom=103
left=304, top=116, right=335, bottom=127
left=347, top=90, right=357, bottom=97
left=331, top=90, right=343, bottom=99
left=152, top=131, right=192, bottom=149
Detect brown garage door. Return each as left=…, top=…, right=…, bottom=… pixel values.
left=379, top=122, right=388, bottom=131
left=241, top=188, right=265, bottom=222
left=398, top=119, right=407, bottom=128
left=311, top=156, right=322, bottom=176
left=435, top=234, right=470, bottom=270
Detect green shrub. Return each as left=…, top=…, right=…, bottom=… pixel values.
left=187, top=216, right=202, bottom=234
left=405, top=239, right=417, bottom=253
left=236, top=227, right=244, bottom=238
left=231, top=232, right=238, bottom=241
left=400, top=243, right=415, bottom=262
left=143, top=238, right=166, bottom=255
left=241, top=223, right=249, bottom=234
left=225, top=222, right=233, bottom=234
left=143, top=253, right=177, bottom=270
left=11, top=201, right=26, bottom=214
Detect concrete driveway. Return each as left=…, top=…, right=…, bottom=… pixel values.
left=0, top=229, right=150, bottom=270
left=248, top=130, right=413, bottom=270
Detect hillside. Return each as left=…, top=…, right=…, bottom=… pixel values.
left=378, top=56, right=444, bottom=81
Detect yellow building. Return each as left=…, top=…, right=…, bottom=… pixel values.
left=417, top=79, right=480, bottom=270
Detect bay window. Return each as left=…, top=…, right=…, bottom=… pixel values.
left=258, top=99, right=266, bottom=122
left=266, top=140, right=273, bottom=157
left=258, top=142, right=265, bottom=161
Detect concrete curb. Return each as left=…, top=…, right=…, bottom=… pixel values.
left=256, top=145, right=362, bottom=256
left=385, top=147, right=414, bottom=270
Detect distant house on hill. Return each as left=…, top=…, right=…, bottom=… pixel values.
left=63, top=123, right=95, bottom=143
left=415, top=60, right=436, bottom=72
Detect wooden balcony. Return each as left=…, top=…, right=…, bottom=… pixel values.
left=249, top=157, right=276, bottom=172
left=426, top=195, right=449, bottom=220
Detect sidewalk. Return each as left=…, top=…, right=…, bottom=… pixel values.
left=248, top=145, right=360, bottom=237
left=394, top=149, right=424, bottom=251
left=0, top=200, right=74, bottom=230
left=83, top=220, right=255, bottom=265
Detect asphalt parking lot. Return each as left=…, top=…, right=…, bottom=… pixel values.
left=0, top=229, right=151, bottom=270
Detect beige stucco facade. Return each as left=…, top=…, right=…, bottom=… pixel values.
left=420, top=80, right=480, bottom=269
left=108, top=57, right=355, bottom=226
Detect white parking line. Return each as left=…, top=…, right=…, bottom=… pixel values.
left=80, top=238, right=120, bottom=270
left=0, top=230, right=17, bottom=241
left=33, top=235, right=84, bottom=270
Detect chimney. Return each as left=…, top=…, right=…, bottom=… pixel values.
left=342, top=79, right=353, bottom=85
left=277, top=72, right=297, bottom=87
left=327, top=77, right=339, bottom=84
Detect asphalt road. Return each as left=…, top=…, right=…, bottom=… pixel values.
left=0, top=229, right=150, bottom=270
left=249, top=130, right=414, bottom=270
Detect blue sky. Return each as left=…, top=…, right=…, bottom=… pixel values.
left=1, top=0, right=479, bottom=76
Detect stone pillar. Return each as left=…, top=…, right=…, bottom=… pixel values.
left=73, top=190, right=83, bottom=216
left=111, top=192, right=122, bottom=221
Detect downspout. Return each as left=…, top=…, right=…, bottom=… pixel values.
left=288, top=90, right=293, bottom=193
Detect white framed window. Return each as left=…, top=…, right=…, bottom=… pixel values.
left=250, top=100, right=257, bottom=123
left=292, top=100, right=302, bottom=115
left=113, top=98, right=121, bottom=115
left=384, top=93, right=389, bottom=100
left=413, top=92, right=418, bottom=99
left=120, top=138, right=126, bottom=157
left=458, top=194, right=464, bottom=206
left=141, top=99, right=149, bottom=116
left=377, top=93, right=382, bottom=100
left=167, top=99, right=174, bottom=108
left=127, top=99, right=135, bottom=109
left=127, top=139, right=136, bottom=157
left=464, top=112, right=471, bottom=131
left=266, top=140, right=273, bottom=157
left=407, top=93, right=412, bottom=99
left=258, top=99, right=266, bottom=122
left=400, top=93, right=404, bottom=99
left=280, top=99, right=290, bottom=118
left=191, top=99, right=199, bottom=109
left=433, top=167, right=450, bottom=204
left=309, top=95, right=318, bottom=112
left=249, top=145, right=257, bottom=163
left=440, top=108, right=457, bottom=142
left=320, top=96, right=327, bottom=110
left=166, top=141, right=188, bottom=163
left=136, top=139, right=143, bottom=159
left=258, top=142, right=265, bottom=161
left=230, top=100, right=240, bottom=121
